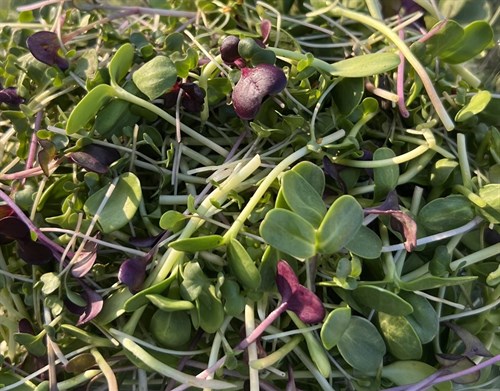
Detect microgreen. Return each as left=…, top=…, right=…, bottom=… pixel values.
left=0, top=0, right=499, bottom=390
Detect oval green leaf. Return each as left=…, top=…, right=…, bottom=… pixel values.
left=66, top=84, right=116, bottom=134
left=383, top=361, right=452, bottom=391
left=418, top=195, right=474, bottom=233
left=332, top=77, right=364, bottom=116
left=400, top=275, right=477, bottom=291
left=345, top=225, right=382, bottom=259
left=337, top=316, right=386, bottom=374
left=169, top=235, right=224, bottom=252
left=146, top=294, right=195, bottom=312
left=400, top=292, right=438, bottom=344
left=316, top=195, right=363, bottom=254
left=455, top=90, right=492, bottom=122
left=352, top=285, right=413, bottom=316
left=260, top=208, right=316, bottom=259
left=196, top=286, right=225, bottom=334
left=378, top=312, right=422, bottom=360
left=227, top=239, right=261, bottom=291
left=320, top=306, right=351, bottom=350
left=109, top=43, right=134, bottom=84
left=373, top=147, right=399, bottom=201
left=282, top=170, right=326, bottom=228
left=292, top=161, right=325, bottom=196
left=83, top=172, right=142, bottom=234
left=330, top=52, right=400, bottom=77
left=132, top=55, right=177, bottom=100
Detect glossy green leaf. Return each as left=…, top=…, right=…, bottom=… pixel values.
left=150, top=309, right=191, bottom=348
left=382, top=361, right=452, bottom=391
left=83, top=172, right=142, bottom=234
left=124, top=273, right=176, bottom=312
left=66, top=84, right=116, bottom=134
left=132, top=55, right=177, bottom=100
left=330, top=53, right=400, bottom=77
left=352, top=285, right=413, bottom=315
left=479, top=184, right=500, bottom=218
left=456, top=91, right=492, bottom=122
left=337, top=316, right=386, bottom=374
left=378, top=312, right=422, bottom=360
left=227, top=239, right=261, bottom=290
left=344, top=225, right=382, bottom=259
left=425, top=20, right=464, bottom=59
left=429, top=245, right=451, bottom=276
left=430, top=158, right=459, bottom=186
left=373, top=148, right=399, bottom=200
left=281, top=170, right=326, bottom=227
left=14, top=332, right=46, bottom=356
left=169, top=235, right=224, bottom=252
left=400, top=292, right=438, bottom=344
left=440, top=21, right=494, bottom=64
left=316, top=195, right=363, bottom=254
left=93, top=98, right=133, bottom=137
left=196, top=285, right=225, bottom=334
left=260, top=208, right=316, bottom=259
left=220, top=279, right=246, bottom=316
left=292, top=161, right=325, bottom=198
left=146, top=294, right=195, bottom=311
left=321, top=306, right=351, bottom=350
left=332, top=77, right=364, bottom=116
left=181, top=261, right=211, bottom=301
left=108, top=43, right=134, bottom=84
left=418, top=195, right=474, bottom=233
left=400, top=275, right=477, bottom=291
left=159, top=210, right=187, bottom=232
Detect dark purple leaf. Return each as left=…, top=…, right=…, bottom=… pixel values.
left=17, top=239, right=53, bottom=265
left=19, top=318, right=35, bottom=335
left=76, top=284, right=103, bottom=326
left=0, top=205, right=14, bottom=219
left=26, top=31, right=69, bottom=70
left=164, top=83, right=181, bottom=109
left=276, top=260, right=325, bottom=324
left=232, top=64, right=287, bottom=120
left=0, top=216, right=30, bottom=240
left=323, top=156, right=347, bottom=193
left=129, top=232, right=165, bottom=248
left=484, top=227, right=500, bottom=245
left=68, top=144, right=120, bottom=174
left=0, top=87, right=24, bottom=106
left=276, top=260, right=300, bottom=302
left=118, top=254, right=152, bottom=292
left=221, top=36, right=241, bottom=64
left=260, top=20, right=272, bottom=44
left=180, top=82, right=206, bottom=112
left=287, top=284, right=325, bottom=324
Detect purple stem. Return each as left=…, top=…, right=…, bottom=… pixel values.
left=418, top=19, right=448, bottom=43
left=397, top=19, right=410, bottom=119
left=0, top=159, right=63, bottom=180
left=23, top=111, right=43, bottom=185
left=384, top=354, right=500, bottom=391
left=170, top=301, right=289, bottom=391
left=0, top=189, right=72, bottom=260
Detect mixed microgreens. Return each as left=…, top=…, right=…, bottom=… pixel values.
left=0, top=0, right=499, bottom=390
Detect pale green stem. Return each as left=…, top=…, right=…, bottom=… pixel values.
left=223, top=130, right=345, bottom=242
left=91, top=348, right=118, bottom=391
left=457, top=133, right=473, bottom=190
left=448, top=64, right=481, bottom=89
left=245, top=300, right=260, bottom=391
left=250, top=335, right=303, bottom=370
left=113, top=86, right=228, bottom=157
left=365, top=0, right=383, bottom=20
left=199, top=55, right=224, bottom=123
left=311, top=5, right=454, bottom=130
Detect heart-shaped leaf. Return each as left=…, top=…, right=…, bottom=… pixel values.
left=321, top=306, right=351, bottom=350
left=378, top=312, right=422, bottom=360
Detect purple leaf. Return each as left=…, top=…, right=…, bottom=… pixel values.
left=0, top=205, right=14, bottom=219
left=37, top=140, right=57, bottom=177
left=0, top=216, right=30, bottom=241
left=445, top=322, right=493, bottom=358
left=260, top=20, right=272, bottom=44
left=129, top=232, right=165, bottom=248
left=276, top=260, right=325, bottom=324
left=220, top=36, right=241, bottom=64
left=0, top=87, right=24, bottom=106
left=286, top=285, right=325, bottom=324
left=323, top=156, right=347, bottom=193
left=18, top=318, right=35, bottom=335
left=76, top=284, right=103, bottom=326
left=68, top=144, right=120, bottom=174
left=232, top=64, right=287, bottom=120
left=118, top=253, right=152, bottom=293
left=71, top=243, right=98, bottom=278
left=17, top=238, right=53, bottom=265
left=180, top=82, right=206, bottom=112
left=26, top=31, right=69, bottom=70
left=276, top=260, right=300, bottom=302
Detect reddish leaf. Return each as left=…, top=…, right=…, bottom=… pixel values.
left=287, top=285, right=325, bottom=324
left=0, top=216, right=30, bottom=240
left=276, top=260, right=300, bottom=302
left=221, top=36, right=241, bottom=64
left=76, top=285, right=103, bottom=325
left=17, top=239, right=53, bottom=265
left=26, top=31, right=69, bottom=70
left=260, top=20, right=272, bottom=44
